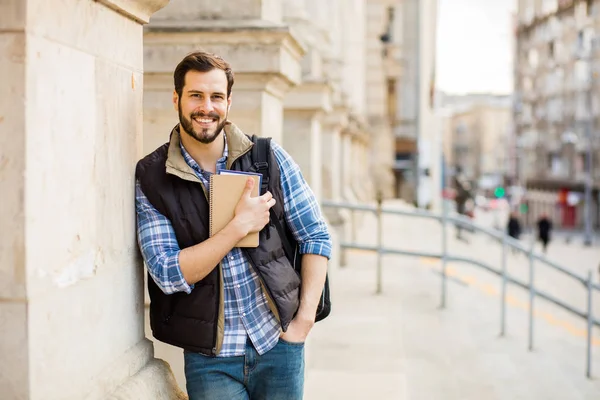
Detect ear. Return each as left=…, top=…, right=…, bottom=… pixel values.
left=172, top=90, right=179, bottom=112
left=227, top=94, right=232, bottom=111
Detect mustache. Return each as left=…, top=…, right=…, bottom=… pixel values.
left=190, top=111, right=219, bottom=119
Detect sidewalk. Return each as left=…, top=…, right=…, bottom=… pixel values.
left=304, top=202, right=600, bottom=400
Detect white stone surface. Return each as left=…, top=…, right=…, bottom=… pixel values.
left=151, top=0, right=283, bottom=24
left=0, top=1, right=178, bottom=399
left=143, top=25, right=304, bottom=146
left=283, top=110, right=323, bottom=201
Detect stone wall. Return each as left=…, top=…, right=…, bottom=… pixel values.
left=0, top=1, right=184, bottom=399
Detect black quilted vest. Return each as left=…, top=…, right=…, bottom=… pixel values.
left=135, top=126, right=300, bottom=356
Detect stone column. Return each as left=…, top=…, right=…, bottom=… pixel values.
left=283, top=83, right=332, bottom=202
left=281, top=0, right=332, bottom=202
left=321, top=109, right=348, bottom=203
left=143, top=0, right=305, bottom=155
left=340, top=130, right=356, bottom=202
left=0, top=1, right=184, bottom=399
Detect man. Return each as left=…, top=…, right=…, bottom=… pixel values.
left=506, top=211, right=522, bottom=254
left=452, top=167, right=473, bottom=241
left=536, top=213, right=552, bottom=253
left=135, top=51, right=331, bottom=400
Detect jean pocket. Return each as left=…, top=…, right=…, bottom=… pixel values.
left=278, top=338, right=305, bottom=347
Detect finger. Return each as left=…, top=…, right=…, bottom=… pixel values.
left=266, top=198, right=276, bottom=208
left=241, top=178, right=255, bottom=198
left=261, top=191, right=273, bottom=202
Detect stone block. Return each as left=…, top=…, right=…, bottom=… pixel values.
left=23, top=37, right=143, bottom=298
left=24, top=35, right=98, bottom=297
left=27, top=266, right=146, bottom=399
left=151, top=0, right=282, bottom=24
left=144, top=30, right=302, bottom=87
left=0, top=33, right=26, bottom=299
left=283, top=110, right=322, bottom=200
left=107, top=358, right=187, bottom=400
left=228, top=88, right=284, bottom=142
left=284, top=81, right=332, bottom=112
left=0, top=0, right=26, bottom=31
left=96, top=0, right=170, bottom=24
left=26, top=0, right=142, bottom=70
left=0, top=301, right=28, bottom=400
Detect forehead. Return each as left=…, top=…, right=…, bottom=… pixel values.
left=183, top=69, right=228, bottom=92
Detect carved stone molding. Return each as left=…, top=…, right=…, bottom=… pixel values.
left=96, top=0, right=170, bottom=24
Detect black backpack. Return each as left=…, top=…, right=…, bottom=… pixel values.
left=250, top=135, right=331, bottom=322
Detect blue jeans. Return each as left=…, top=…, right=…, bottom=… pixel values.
left=184, top=338, right=305, bottom=400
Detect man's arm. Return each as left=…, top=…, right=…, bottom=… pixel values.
left=136, top=178, right=275, bottom=291
left=270, top=141, right=331, bottom=340
left=295, top=254, right=328, bottom=323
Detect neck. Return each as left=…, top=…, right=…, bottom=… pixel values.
left=179, top=128, right=225, bottom=173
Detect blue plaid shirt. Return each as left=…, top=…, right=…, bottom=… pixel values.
left=136, top=134, right=332, bottom=357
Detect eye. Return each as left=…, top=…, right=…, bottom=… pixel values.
left=212, top=95, right=224, bottom=100
left=191, top=94, right=201, bottom=98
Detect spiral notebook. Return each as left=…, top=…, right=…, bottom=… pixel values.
left=209, top=171, right=262, bottom=248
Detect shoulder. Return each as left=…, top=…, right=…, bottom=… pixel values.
left=269, top=140, right=297, bottom=171
left=136, top=143, right=169, bottom=179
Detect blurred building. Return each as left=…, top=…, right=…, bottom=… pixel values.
left=393, top=0, right=441, bottom=209
left=514, top=0, right=600, bottom=229
left=440, top=95, right=512, bottom=195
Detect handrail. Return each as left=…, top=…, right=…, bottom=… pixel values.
left=322, top=199, right=598, bottom=378
left=321, top=200, right=591, bottom=286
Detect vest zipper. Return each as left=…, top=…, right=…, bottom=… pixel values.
left=212, top=263, right=221, bottom=356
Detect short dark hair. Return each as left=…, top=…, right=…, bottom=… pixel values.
left=173, top=51, right=234, bottom=97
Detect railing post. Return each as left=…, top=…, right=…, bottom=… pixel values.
left=500, top=233, right=507, bottom=337
left=376, top=192, right=383, bottom=295
left=351, top=208, right=356, bottom=244
left=586, top=270, right=593, bottom=379
left=440, top=199, right=448, bottom=309
left=528, top=237, right=535, bottom=351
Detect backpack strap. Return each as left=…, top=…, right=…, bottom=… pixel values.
left=251, top=135, right=271, bottom=196
left=250, top=135, right=296, bottom=265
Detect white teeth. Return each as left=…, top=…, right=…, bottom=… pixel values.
left=195, top=118, right=214, bottom=123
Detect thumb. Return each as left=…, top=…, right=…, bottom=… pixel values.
left=242, top=177, right=255, bottom=197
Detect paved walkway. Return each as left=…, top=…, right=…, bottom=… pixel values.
left=304, top=201, right=600, bottom=400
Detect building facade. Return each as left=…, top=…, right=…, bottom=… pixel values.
left=393, top=0, right=440, bottom=209
left=515, top=0, right=600, bottom=229
left=441, top=95, right=513, bottom=194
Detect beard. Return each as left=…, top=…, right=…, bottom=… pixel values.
left=178, top=102, right=227, bottom=144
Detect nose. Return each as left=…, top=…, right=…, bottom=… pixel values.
left=197, top=97, right=214, bottom=114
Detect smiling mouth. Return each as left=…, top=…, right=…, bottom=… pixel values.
left=193, top=117, right=216, bottom=125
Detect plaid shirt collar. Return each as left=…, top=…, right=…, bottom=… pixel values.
left=179, top=132, right=228, bottom=180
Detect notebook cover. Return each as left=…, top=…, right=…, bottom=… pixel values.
left=209, top=174, right=261, bottom=248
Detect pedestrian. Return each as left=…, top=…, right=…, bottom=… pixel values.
left=507, top=211, right=522, bottom=253
left=537, top=213, right=552, bottom=253
left=453, top=169, right=473, bottom=241
left=135, top=51, right=332, bottom=400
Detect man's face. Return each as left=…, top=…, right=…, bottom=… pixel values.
left=174, top=69, right=231, bottom=144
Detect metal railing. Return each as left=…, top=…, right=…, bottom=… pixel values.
left=322, top=199, right=600, bottom=378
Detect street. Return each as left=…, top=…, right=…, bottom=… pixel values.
left=305, top=200, right=600, bottom=399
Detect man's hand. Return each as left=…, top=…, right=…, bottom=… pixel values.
left=231, top=178, right=276, bottom=236
left=279, top=314, right=315, bottom=344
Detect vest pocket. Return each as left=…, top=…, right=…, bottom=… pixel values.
left=171, top=283, right=217, bottom=322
